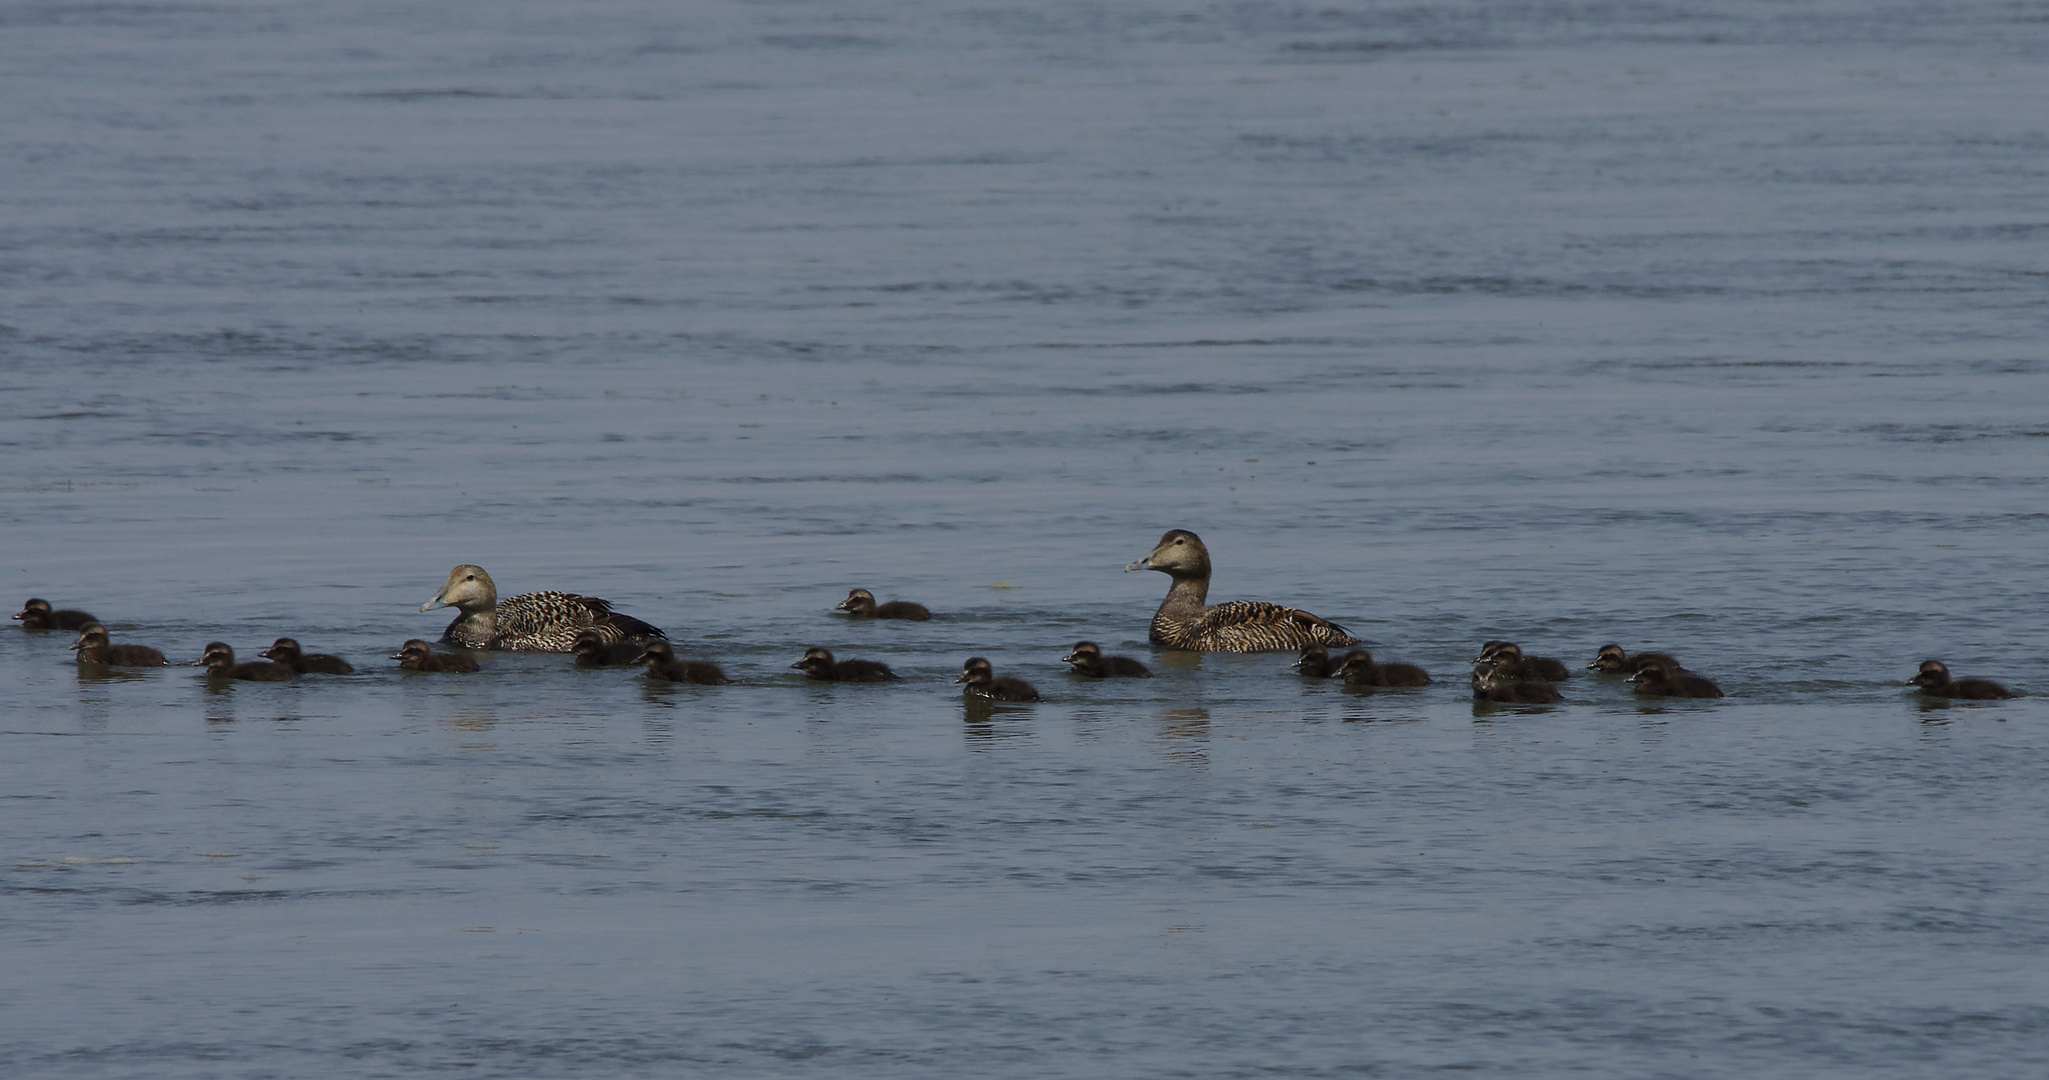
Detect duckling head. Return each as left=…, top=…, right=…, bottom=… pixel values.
left=793, top=647, right=835, bottom=672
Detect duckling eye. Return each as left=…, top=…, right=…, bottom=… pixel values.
left=464, top=574, right=475, bottom=581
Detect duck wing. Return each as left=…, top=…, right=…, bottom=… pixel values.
left=1197, top=600, right=1358, bottom=653
left=491, top=591, right=665, bottom=651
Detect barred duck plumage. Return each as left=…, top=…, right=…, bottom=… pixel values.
left=1124, top=529, right=1357, bottom=653
left=420, top=564, right=664, bottom=652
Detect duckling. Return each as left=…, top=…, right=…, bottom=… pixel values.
left=571, top=628, right=645, bottom=668
left=1124, top=529, right=1357, bottom=652
left=1910, top=660, right=2013, bottom=700
left=1471, top=661, right=1562, bottom=703
left=1062, top=641, right=1151, bottom=678
left=1632, top=658, right=1723, bottom=699
left=1472, top=641, right=1569, bottom=681
left=835, top=588, right=932, bottom=621
left=420, top=564, right=664, bottom=651
left=196, top=642, right=296, bottom=682
left=69, top=622, right=168, bottom=667
left=261, top=638, right=354, bottom=675
left=1291, top=645, right=1346, bottom=678
left=1587, top=643, right=1682, bottom=674
left=955, top=656, right=1040, bottom=701
left=391, top=639, right=479, bottom=672
left=637, top=641, right=729, bottom=685
left=791, top=646, right=899, bottom=683
left=1336, top=649, right=1432, bottom=688
left=15, top=598, right=98, bottom=631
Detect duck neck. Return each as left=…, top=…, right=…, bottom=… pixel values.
left=1155, top=572, right=1209, bottom=618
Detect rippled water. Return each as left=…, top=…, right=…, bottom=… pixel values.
left=5, top=1, right=2049, bottom=1076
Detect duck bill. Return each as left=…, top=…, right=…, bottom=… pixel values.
left=1122, top=556, right=1154, bottom=573
left=952, top=671, right=972, bottom=684
left=418, top=594, right=448, bottom=612
left=789, top=661, right=808, bottom=670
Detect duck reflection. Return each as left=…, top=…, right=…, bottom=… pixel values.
left=961, top=697, right=1035, bottom=747
left=1154, top=707, right=1209, bottom=768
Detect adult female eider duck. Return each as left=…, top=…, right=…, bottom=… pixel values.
left=1910, top=660, right=2013, bottom=700
left=1124, top=529, right=1357, bottom=653
left=15, top=598, right=98, bottom=631
left=419, top=564, right=664, bottom=651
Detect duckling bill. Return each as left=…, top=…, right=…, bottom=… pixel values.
left=1125, top=529, right=1357, bottom=653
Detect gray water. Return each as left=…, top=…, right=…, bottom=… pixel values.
left=5, top=1, right=2049, bottom=1076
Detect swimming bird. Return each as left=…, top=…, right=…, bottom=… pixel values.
left=1124, top=529, right=1357, bottom=652
left=420, top=565, right=664, bottom=652
left=196, top=642, right=296, bottom=682
left=261, top=638, right=354, bottom=675
left=835, top=588, right=931, bottom=621
left=955, top=656, right=1040, bottom=701
left=15, top=598, right=98, bottom=631
left=1291, top=645, right=1345, bottom=678
left=1336, top=649, right=1432, bottom=687
left=637, top=641, right=729, bottom=685
left=1631, top=658, right=1723, bottom=699
left=1588, top=644, right=1681, bottom=675
left=791, top=647, right=899, bottom=682
left=392, top=639, right=479, bottom=672
left=1471, top=661, right=1562, bottom=703
left=571, top=629, right=645, bottom=668
left=1910, top=660, right=2013, bottom=700
left=69, top=623, right=168, bottom=667
left=1472, top=641, right=1570, bottom=681
left=1062, top=641, right=1151, bottom=678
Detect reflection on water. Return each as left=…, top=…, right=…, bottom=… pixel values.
left=1153, top=707, right=1209, bottom=768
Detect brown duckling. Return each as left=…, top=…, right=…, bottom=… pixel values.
left=1471, top=661, right=1562, bottom=703
left=16, top=598, right=98, bottom=631
left=391, top=639, right=479, bottom=673
left=1125, top=529, right=1357, bottom=652
left=420, top=564, right=663, bottom=651
left=835, top=588, right=931, bottom=621
left=572, top=628, right=646, bottom=668
left=197, top=642, right=297, bottom=682
left=69, top=623, right=168, bottom=667
left=1291, top=645, right=1345, bottom=678
left=1910, top=660, right=2013, bottom=700
left=1632, top=658, right=1723, bottom=699
left=1336, top=649, right=1432, bottom=688
left=792, top=646, right=898, bottom=682
left=1472, top=641, right=1569, bottom=681
left=1588, top=643, right=1682, bottom=674
left=955, top=656, right=1040, bottom=702
left=638, top=641, right=729, bottom=685
left=261, top=637, right=355, bottom=675
left=1062, top=641, right=1151, bottom=678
